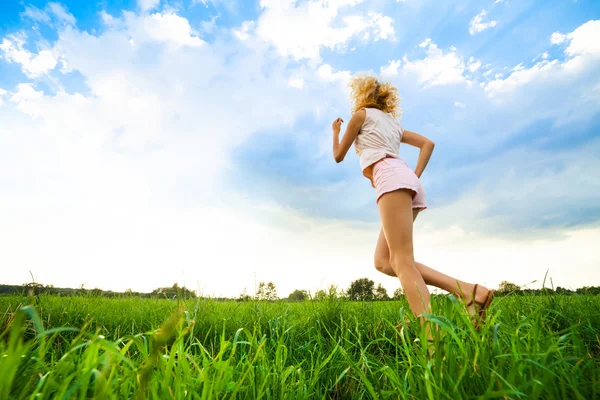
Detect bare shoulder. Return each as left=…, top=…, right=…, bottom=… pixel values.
left=354, top=108, right=367, bottom=119
left=350, top=108, right=367, bottom=125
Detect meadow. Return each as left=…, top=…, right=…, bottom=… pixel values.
left=1, top=293, right=599, bottom=399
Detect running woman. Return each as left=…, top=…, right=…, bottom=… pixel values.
left=331, top=74, right=495, bottom=332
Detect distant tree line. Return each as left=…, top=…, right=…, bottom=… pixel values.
left=0, top=282, right=197, bottom=299
left=1, top=279, right=599, bottom=301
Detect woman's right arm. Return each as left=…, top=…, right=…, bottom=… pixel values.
left=401, top=130, right=435, bottom=178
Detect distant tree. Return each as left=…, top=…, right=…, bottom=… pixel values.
left=151, top=283, right=197, bottom=299
left=313, top=289, right=327, bottom=301
left=90, top=288, right=103, bottom=296
left=392, top=288, right=404, bottom=300
left=498, top=281, right=521, bottom=294
left=576, top=286, right=600, bottom=295
left=256, top=281, right=278, bottom=301
left=327, top=284, right=342, bottom=299
left=556, top=286, right=573, bottom=295
left=23, top=281, right=44, bottom=295
left=287, top=289, right=308, bottom=301
left=238, top=288, right=251, bottom=302
left=347, top=278, right=375, bottom=301
left=374, top=284, right=389, bottom=301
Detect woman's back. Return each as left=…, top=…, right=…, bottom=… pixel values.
left=354, top=107, right=404, bottom=180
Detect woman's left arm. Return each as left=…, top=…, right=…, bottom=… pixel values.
left=332, top=109, right=366, bottom=163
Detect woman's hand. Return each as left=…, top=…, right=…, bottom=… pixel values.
left=332, top=118, right=344, bottom=134
left=332, top=110, right=365, bottom=163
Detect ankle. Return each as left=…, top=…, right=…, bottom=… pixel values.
left=456, top=283, right=476, bottom=300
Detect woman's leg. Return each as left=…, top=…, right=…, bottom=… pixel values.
left=374, top=210, right=492, bottom=312
left=377, top=189, right=431, bottom=318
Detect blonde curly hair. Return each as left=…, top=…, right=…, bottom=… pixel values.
left=348, top=74, right=401, bottom=118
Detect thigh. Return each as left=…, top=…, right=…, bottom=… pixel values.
left=377, top=189, right=415, bottom=262
left=374, top=227, right=390, bottom=261
left=376, top=207, right=420, bottom=262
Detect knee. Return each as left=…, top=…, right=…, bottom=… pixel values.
left=389, top=254, right=415, bottom=275
left=374, top=258, right=390, bottom=273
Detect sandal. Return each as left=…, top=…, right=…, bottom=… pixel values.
left=465, top=284, right=495, bottom=330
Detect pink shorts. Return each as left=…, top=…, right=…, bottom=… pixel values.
left=372, top=157, right=427, bottom=210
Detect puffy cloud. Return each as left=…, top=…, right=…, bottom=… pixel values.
left=402, top=39, right=468, bottom=86
left=0, top=35, right=61, bottom=78
left=255, top=0, right=394, bottom=60
left=484, top=20, right=600, bottom=128
left=126, top=12, right=204, bottom=48
left=317, top=63, right=352, bottom=83
left=368, top=12, right=395, bottom=41
left=562, top=20, right=600, bottom=56
left=380, top=59, right=401, bottom=77
left=233, top=21, right=255, bottom=40
left=550, top=32, right=567, bottom=45
left=467, top=57, right=481, bottom=72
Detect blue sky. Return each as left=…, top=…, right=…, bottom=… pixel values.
left=0, top=0, right=599, bottom=296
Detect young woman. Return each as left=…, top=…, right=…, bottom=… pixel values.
left=332, top=74, right=495, bottom=332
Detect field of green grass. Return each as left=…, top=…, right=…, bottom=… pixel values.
left=1, top=293, right=599, bottom=399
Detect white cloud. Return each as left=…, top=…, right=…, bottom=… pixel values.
left=418, top=38, right=431, bottom=48
left=255, top=0, right=394, bottom=60
left=550, top=31, right=567, bottom=44
left=512, top=62, right=525, bottom=71
left=380, top=59, right=401, bottom=77
left=138, top=0, right=161, bottom=12
left=0, top=35, right=60, bottom=78
left=468, top=56, right=482, bottom=72
left=368, top=12, right=395, bottom=41
left=233, top=21, right=255, bottom=40
left=454, top=101, right=466, bottom=108
left=469, top=10, right=497, bottom=35
left=562, top=20, right=600, bottom=56
left=123, top=11, right=204, bottom=48
left=317, top=63, right=352, bottom=84
left=485, top=20, right=600, bottom=117
left=402, top=39, right=467, bottom=86
left=100, top=10, right=119, bottom=27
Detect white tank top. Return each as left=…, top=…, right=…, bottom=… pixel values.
left=353, top=107, right=404, bottom=185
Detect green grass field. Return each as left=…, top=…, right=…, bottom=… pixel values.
left=1, top=293, right=599, bottom=399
